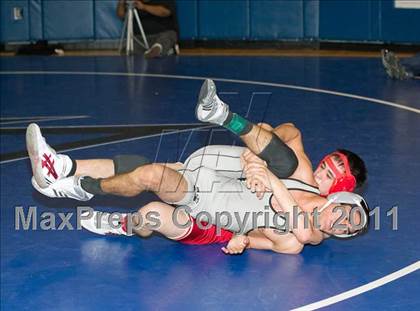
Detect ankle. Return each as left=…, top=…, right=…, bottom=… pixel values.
left=80, top=176, right=106, bottom=195
left=223, top=112, right=253, bottom=136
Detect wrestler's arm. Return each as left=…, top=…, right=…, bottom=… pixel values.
left=222, top=231, right=303, bottom=255
left=244, top=162, right=323, bottom=245
left=247, top=231, right=304, bottom=254
left=270, top=179, right=324, bottom=245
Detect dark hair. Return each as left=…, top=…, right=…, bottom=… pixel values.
left=337, top=149, right=367, bottom=188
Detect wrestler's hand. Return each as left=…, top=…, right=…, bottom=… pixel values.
left=246, top=176, right=267, bottom=199
left=244, top=161, right=276, bottom=192
left=241, top=149, right=268, bottom=199
left=222, top=235, right=250, bottom=255
left=240, top=149, right=267, bottom=167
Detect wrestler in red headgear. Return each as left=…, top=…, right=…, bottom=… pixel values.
left=314, top=150, right=361, bottom=196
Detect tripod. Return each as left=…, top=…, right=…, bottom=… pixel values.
left=119, top=1, right=150, bottom=55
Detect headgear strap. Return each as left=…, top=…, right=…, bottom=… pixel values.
left=319, top=191, right=370, bottom=239
left=320, top=152, right=356, bottom=195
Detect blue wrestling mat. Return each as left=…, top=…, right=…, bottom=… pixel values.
left=1, top=55, right=419, bottom=310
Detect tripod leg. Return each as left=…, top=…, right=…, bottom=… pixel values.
left=119, top=14, right=129, bottom=54
left=127, top=9, right=134, bottom=55
left=133, top=9, right=150, bottom=49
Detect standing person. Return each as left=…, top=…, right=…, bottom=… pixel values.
left=117, top=0, right=178, bottom=58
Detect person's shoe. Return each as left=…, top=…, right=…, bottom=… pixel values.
left=26, top=123, right=72, bottom=188
left=195, top=79, right=230, bottom=125
left=81, top=211, right=133, bottom=236
left=381, top=49, right=413, bottom=80
left=31, top=175, right=93, bottom=201
left=144, top=43, right=162, bottom=58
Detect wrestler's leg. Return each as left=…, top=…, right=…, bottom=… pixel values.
left=75, top=159, right=114, bottom=178
left=183, top=124, right=273, bottom=178
left=240, top=122, right=276, bottom=152
left=132, top=201, right=235, bottom=245
left=196, top=79, right=298, bottom=178
left=131, top=201, right=191, bottom=240
left=196, top=80, right=276, bottom=153
left=73, top=132, right=276, bottom=180
left=82, top=201, right=233, bottom=245
left=27, top=124, right=193, bottom=203
left=92, top=163, right=188, bottom=203
left=80, top=201, right=193, bottom=239
left=75, top=157, right=180, bottom=178
left=31, top=162, right=189, bottom=202
left=26, top=123, right=157, bottom=184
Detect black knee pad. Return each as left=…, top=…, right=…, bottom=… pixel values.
left=113, top=155, right=151, bottom=174
left=258, top=136, right=298, bottom=178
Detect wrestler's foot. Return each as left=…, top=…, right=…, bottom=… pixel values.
left=195, top=79, right=230, bottom=125
left=381, top=49, right=413, bottom=80
left=81, top=211, right=133, bottom=236
left=31, top=175, right=93, bottom=201
left=26, top=123, right=73, bottom=188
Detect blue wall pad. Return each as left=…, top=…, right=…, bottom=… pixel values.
left=1, top=0, right=420, bottom=44
left=381, top=0, right=420, bottom=43
left=1, top=0, right=30, bottom=42
left=43, top=0, right=94, bottom=40
left=29, top=0, right=43, bottom=41
left=303, top=0, right=319, bottom=39
left=198, top=0, right=250, bottom=39
left=95, top=0, right=123, bottom=39
left=176, top=0, right=198, bottom=40
left=319, top=0, right=374, bottom=41
left=250, top=0, right=304, bottom=40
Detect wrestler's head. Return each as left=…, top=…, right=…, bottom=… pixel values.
left=319, top=204, right=361, bottom=238
left=314, top=149, right=367, bottom=196
left=318, top=192, right=370, bottom=239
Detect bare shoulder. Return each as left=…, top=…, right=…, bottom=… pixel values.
left=298, top=194, right=328, bottom=213
left=312, top=195, right=328, bottom=207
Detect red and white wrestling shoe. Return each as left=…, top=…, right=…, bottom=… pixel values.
left=31, top=176, right=94, bottom=201
left=81, top=211, right=133, bottom=236
left=26, top=123, right=73, bottom=188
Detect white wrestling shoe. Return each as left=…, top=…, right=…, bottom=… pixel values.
left=81, top=211, right=133, bottom=236
left=195, top=79, right=230, bottom=125
left=31, top=175, right=93, bottom=201
left=26, top=123, right=73, bottom=188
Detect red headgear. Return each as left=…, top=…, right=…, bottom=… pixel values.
left=317, top=152, right=356, bottom=195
